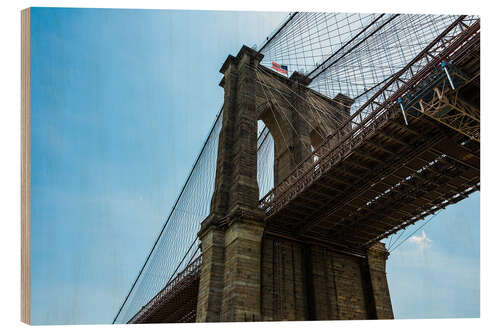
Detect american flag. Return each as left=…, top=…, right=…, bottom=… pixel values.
left=272, top=61, right=288, bottom=75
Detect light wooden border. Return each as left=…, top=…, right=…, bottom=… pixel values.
left=21, top=7, right=31, bottom=325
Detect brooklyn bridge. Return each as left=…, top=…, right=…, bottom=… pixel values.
left=113, top=13, right=480, bottom=323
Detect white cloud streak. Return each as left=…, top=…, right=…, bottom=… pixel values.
left=409, top=230, right=432, bottom=249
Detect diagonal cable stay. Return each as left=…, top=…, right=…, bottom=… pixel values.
left=113, top=12, right=478, bottom=323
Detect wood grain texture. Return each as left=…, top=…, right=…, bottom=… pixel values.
left=21, top=7, right=31, bottom=325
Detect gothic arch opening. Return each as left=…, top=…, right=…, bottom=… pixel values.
left=254, top=66, right=355, bottom=199
left=257, top=119, right=274, bottom=200
left=256, top=101, right=315, bottom=195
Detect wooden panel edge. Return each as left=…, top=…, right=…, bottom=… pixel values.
left=21, top=7, right=31, bottom=325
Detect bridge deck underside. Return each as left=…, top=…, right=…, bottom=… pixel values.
left=129, top=264, right=200, bottom=324
left=126, top=19, right=480, bottom=324
left=265, top=112, right=479, bottom=249
left=263, top=28, right=480, bottom=251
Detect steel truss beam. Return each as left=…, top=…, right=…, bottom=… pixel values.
left=409, top=82, right=480, bottom=142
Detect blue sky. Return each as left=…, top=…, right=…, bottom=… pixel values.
left=387, top=192, right=479, bottom=318
left=29, top=7, right=479, bottom=324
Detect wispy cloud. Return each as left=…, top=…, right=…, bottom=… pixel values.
left=387, top=223, right=479, bottom=319
left=409, top=230, right=432, bottom=249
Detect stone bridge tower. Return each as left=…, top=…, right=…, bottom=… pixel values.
left=196, top=45, right=393, bottom=322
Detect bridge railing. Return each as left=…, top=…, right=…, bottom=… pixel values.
left=113, top=109, right=223, bottom=324
left=259, top=16, right=480, bottom=218
left=114, top=109, right=276, bottom=323
left=116, top=13, right=480, bottom=324
left=128, top=255, right=202, bottom=323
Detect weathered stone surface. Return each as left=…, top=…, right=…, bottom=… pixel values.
left=259, top=235, right=393, bottom=321
left=221, top=216, right=264, bottom=321
left=261, top=236, right=307, bottom=321
left=197, top=45, right=265, bottom=322
left=196, top=224, right=225, bottom=322
left=197, top=45, right=393, bottom=322
left=367, top=242, right=394, bottom=319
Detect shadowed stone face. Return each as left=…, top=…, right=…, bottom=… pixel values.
left=196, top=45, right=392, bottom=323
left=255, top=64, right=353, bottom=185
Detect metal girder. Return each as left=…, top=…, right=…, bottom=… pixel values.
left=364, top=140, right=398, bottom=156
left=295, top=132, right=446, bottom=236
left=352, top=149, right=387, bottom=165
left=362, top=183, right=479, bottom=246
left=330, top=159, right=470, bottom=242
left=313, top=181, right=343, bottom=194
left=128, top=256, right=202, bottom=324
left=407, top=81, right=480, bottom=142
left=258, top=16, right=480, bottom=251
